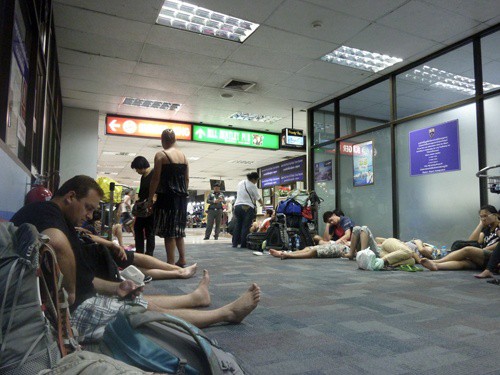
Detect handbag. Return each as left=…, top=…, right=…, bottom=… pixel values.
left=450, top=240, right=481, bottom=251
left=132, top=200, right=152, bottom=218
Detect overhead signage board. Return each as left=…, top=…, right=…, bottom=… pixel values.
left=192, top=125, right=280, bottom=150
left=106, top=115, right=192, bottom=141
left=281, top=128, right=306, bottom=150
left=260, top=156, right=306, bottom=187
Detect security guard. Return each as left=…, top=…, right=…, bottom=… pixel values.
left=204, top=183, right=225, bottom=240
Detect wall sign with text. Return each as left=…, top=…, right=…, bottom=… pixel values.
left=193, top=125, right=279, bottom=150
left=260, top=156, right=306, bottom=188
left=106, top=115, right=192, bottom=140
left=409, top=120, right=460, bottom=176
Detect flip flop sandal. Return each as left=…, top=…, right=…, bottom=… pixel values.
left=411, top=265, right=423, bottom=272
left=398, top=265, right=416, bottom=272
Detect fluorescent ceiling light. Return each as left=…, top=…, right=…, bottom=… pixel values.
left=321, top=46, right=403, bottom=73
left=403, top=65, right=500, bottom=95
left=123, top=97, right=181, bottom=111
left=157, top=0, right=259, bottom=43
left=228, top=160, right=254, bottom=164
left=229, top=112, right=282, bottom=123
left=99, top=172, right=118, bottom=176
left=187, top=156, right=200, bottom=161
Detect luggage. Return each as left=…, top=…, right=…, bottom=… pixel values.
left=276, top=198, right=302, bottom=217
left=95, top=176, right=123, bottom=203
left=265, top=214, right=289, bottom=251
left=288, top=222, right=314, bottom=250
left=246, top=231, right=267, bottom=251
left=0, top=222, right=61, bottom=375
left=100, top=306, right=246, bottom=374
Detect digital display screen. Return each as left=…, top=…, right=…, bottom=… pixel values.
left=281, top=128, right=305, bottom=150
left=260, top=156, right=306, bottom=187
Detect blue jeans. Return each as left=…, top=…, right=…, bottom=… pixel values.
left=232, top=205, right=255, bottom=248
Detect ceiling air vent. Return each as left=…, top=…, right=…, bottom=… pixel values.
left=222, top=79, right=256, bottom=92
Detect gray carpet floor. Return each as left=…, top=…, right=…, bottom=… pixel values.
left=139, top=230, right=500, bottom=375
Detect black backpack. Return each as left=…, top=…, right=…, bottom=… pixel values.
left=265, top=214, right=289, bottom=250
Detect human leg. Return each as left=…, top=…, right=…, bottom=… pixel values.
left=434, top=246, right=485, bottom=266
left=175, top=237, right=186, bottom=266
left=214, top=210, right=222, bottom=239
left=133, top=253, right=197, bottom=279
left=420, top=258, right=477, bottom=271
left=134, top=217, right=146, bottom=253
left=164, top=237, right=176, bottom=264
left=380, top=238, right=413, bottom=265
left=144, top=215, right=155, bottom=256
left=239, top=207, right=255, bottom=248
left=204, top=210, right=215, bottom=239
left=232, top=206, right=244, bottom=247
left=112, top=224, right=124, bottom=247
left=475, top=243, right=500, bottom=278
left=269, top=247, right=318, bottom=259
left=146, top=283, right=261, bottom=329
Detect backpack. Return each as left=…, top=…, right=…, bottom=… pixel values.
left=100, top=306, right=246, bottom=374
left=295, top=222, right=314, bottom=250
left=0, top=222, right=61, bottom=374
left=276, top=198, right=302, bottom=216
left=265, top=214, right=289, bottom=250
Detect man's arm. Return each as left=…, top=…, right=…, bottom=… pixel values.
left=42, top=228, right=77, bottom=306
left=336, top=228, right=351, bottom=244
left=93, top=277, right=143, bottom=299
left=86, top=233, right=127, bottom=261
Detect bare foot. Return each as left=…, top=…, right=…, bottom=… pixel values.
left=269, top=249, right=284, bottom=258
left=225, top=283, right=261, bottom=324
left=180, top=263, right=197, bottom=279
left=474, top=269, right=493, bottom=279
left=191, top=269, right=211, bottom=307
left=420, top=258, right=438, bottom=271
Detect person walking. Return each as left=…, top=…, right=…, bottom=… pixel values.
left=232, top=172, right=263, bottom=249
left=204, top=183, right=225, bottom=240
left=130, top=156, right=155, bottom=256
left=149, top=129, right=189, bottom=266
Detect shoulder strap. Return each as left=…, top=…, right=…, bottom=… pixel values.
left=162, top=150, right=172, bottom=163
left=244, top=181, right=255, bottom=206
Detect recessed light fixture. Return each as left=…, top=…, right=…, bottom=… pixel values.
left=229, top=112, right=282, bottom=123
left=156, top=0, right=259, bottom=43
left=187, top=156, right=200, bottom=161
left=122, top=97, right=181, bottom=111
left=403, top=65, right=500, bottom=95
left=321, top=46, right=403, bottom=73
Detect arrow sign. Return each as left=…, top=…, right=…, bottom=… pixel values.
left=108, top=119, right=121, bottom=132
left=195, top=128, right=205, bottom=139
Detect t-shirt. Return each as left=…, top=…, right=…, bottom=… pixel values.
left=234, top=180, right=260, bottom=209
left=11, top=201, right=96, bottom=310
left=330, top=216, right=354, bottom=241
left=482, top=225, right=500, bottom=248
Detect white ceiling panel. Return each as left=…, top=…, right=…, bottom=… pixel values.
left=245, top=26, right=338, bottom=59
left=266, top=0, right=371, bottom=44
left=227, top=45, right=313, bottom=72
left=146, top=25, right=241, bottom=60
left=305, top=0, right=409, bottom=21
left=53, top=3, right=152, bottom=43
left=51, top=0, right=499, bottom=190
left=377, top=1, right=481, bottom=43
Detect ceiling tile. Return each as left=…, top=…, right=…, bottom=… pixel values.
left=228, top=45, right=313, bottom=72
left=304, top=0, right=409, bottom=21
left=421, top=0, right=500, bottom=23
left=377, top=1, right=481, bottom=43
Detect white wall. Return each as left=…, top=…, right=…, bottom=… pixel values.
left=60, top=107, right=99, bottom=183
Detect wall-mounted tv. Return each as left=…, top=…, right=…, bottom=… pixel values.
left=281, top=128, right=306, bottom=150
left=259, top=156, right=306, bottom=188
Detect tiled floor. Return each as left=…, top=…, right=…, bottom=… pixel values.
left=126, top=230, right=500, bottom=375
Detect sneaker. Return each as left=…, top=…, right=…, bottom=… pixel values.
left=203, top=237, right=209, bottom=240
left=143, top=275, right=153, bottom=284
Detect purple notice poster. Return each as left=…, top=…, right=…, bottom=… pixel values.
left=409, top=119, right=460, bottom=176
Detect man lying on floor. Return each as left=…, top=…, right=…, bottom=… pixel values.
left=11, top=175, right=261, bottom=343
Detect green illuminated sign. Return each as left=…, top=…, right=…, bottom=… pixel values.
left=192, top=125, right=280, bottom=150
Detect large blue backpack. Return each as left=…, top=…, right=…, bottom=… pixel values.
left=100, top=306, right=246, bottom=374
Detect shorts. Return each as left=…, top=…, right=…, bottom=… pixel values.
left=70, top=294, right=148, bottom=343
left=482, top=249, right=492, bottom=269
left=115, top=250, right=135, bottom=269
left=316, top=242, right=349, bottom=258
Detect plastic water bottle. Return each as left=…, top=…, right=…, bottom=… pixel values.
left=441, top=246, right=448, bottom=258
left=295, top=236, right=300, bottom=250
left=431, top=248, right=438, bottom=259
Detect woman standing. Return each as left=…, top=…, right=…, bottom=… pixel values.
left=232, top=172, right=263, bottom=248
left=131, top=156, right=155, bottom=256
left=149, top=129, right=189, bottom=266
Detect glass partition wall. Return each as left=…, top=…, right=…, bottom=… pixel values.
left=310, top=25, right=500, bottom=247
